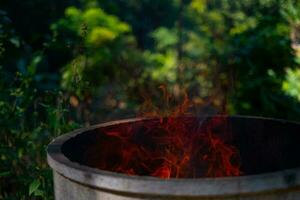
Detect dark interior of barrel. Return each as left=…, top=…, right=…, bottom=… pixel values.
left=62, top=116, right=300, bottom=178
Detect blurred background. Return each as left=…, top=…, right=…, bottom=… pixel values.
left=1, top=0, right=300, bottom=199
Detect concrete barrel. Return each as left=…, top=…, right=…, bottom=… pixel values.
left=47, top=116, right=300, bottom=200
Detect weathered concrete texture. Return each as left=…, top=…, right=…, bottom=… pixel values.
left=53, top=171, right=300, bottom=200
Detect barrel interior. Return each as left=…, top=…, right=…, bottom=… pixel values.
left=61, top=116, right=300, bottom=177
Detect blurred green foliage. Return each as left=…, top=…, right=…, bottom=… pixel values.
left=1, top=0, right=300, bottom=199
left=0, top=55, right=79, bottom=199
left=283, top=68, right=300, bottom=101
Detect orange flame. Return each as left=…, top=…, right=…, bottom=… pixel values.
left=85, top=86, right=241, bottom=178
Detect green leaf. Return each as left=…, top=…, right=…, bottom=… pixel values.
left=29, top=179, right=41, bottom=196
left=9, top=37, right=20, bottom=48
left=0, top=171, right=11, bottom=177
left=34, top=189, right=44, bottom=197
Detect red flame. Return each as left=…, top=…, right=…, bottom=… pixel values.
left=85, top=87, right=241, bottom=178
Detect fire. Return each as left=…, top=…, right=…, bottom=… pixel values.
left=85, top=87, right=241, bottom=178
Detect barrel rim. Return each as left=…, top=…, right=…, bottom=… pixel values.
left=47, top=115, right=300, bottom=197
